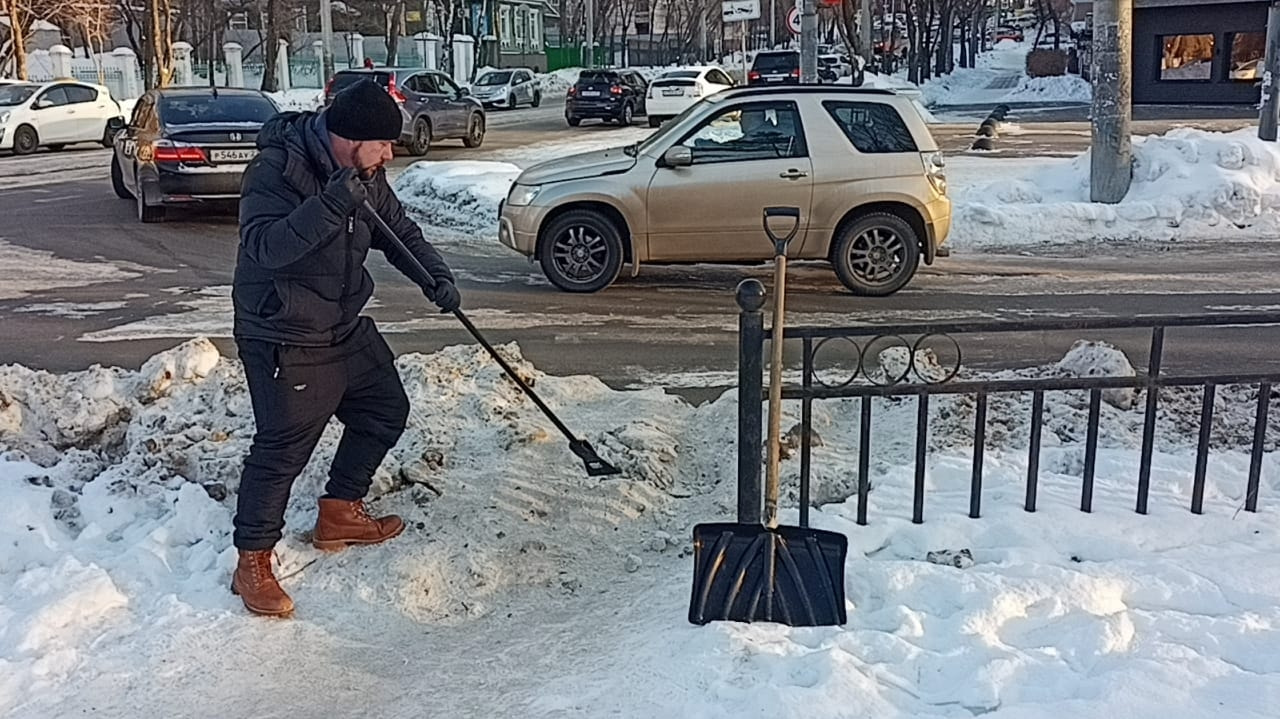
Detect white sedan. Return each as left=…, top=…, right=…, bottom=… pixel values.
left=0, top=80, right=125, bottom=155
left=645, top=66, right=736, bottom=127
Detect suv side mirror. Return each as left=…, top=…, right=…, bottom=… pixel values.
left=661, top=146, right=693, bottom=168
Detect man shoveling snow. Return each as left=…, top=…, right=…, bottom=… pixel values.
left=230, top=79, right=462, bottom=617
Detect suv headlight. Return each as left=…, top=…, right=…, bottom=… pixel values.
left=507, top=184, right=541, bottom=207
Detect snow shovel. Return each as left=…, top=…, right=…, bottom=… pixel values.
left=688, top=207, right=848, bottom=626
left=362, top=200, right=621, bottom=478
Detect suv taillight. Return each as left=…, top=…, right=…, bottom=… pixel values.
left=568, top=86, right=578, bottom=96
left=790, top=69, right=801, bottom=77
left=387, top=74, right=407, bottom=103
left=923, top=151, right=947, bottom=195
left=748, top=71, right=761, bottom=81
left=610, top=85, right=623, bottom=95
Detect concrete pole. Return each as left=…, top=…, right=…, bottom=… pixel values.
left=770, top=0, right=776, bottom=48
left=1089, top=0, right=1132, bottom=203
left=858, top=0, right=872, bottom=67
left=800, top=0, right=817, bottom=82
left=1259, top=1, right=1280, bottom=140
left=320, top=0, right=336, bottom=81
left=585, top=0, right=595, bottom=67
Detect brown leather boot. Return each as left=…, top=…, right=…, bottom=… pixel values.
left=231, top=550, right=294, bottom=617
left=312, top=497, right=405, bottom=552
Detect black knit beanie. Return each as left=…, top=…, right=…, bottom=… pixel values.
left=326, top=79, right=402, bottom=141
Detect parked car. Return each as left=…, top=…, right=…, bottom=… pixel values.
left=470, top=68, right=542, bottom=109
left=324, top=67, right=486, bottom=155
left=645, top=66, right=735, bottom=127
left=0, top=79, right=125, bottom=155
left=990, top=25, right=1024, bottom=43
left=748, top=50, right=801, bottom=86
left=499, top=86, right=950, bottom=296
left=110, top=87, right=278, bottom=223
left=565, top=69, right=649, bottom=127
left=818, top=53, right=866, bottom=86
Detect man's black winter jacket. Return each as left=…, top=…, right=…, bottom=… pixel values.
left=232, top=111, right=452, bottom=346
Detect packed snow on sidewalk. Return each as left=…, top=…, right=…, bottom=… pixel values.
left=949, top=127, right=1280, bottom=249
left=3, top=337, right=1280, bottom=717
left=917, top=40, right=1092, bottom=107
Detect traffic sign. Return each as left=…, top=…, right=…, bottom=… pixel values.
left=787, top=7, right=801, bottom=35
left=722, top=0, right=761, bottom=23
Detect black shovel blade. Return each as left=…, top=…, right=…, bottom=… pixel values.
left=570, top=438, right=621, bottom=478
left=688, top=523, right=848, bottom=627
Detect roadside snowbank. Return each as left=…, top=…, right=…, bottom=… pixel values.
left=2, top=338, right=1279, bottom=717
left=269, top=88, right=324, bottom=112
left=393, top=161, right=521, bottom=242
left=950, top=127, right=1280, bottom=249
left=917, top=40, right=1091, bottom=107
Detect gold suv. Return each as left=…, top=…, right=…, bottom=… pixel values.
left=498, top=86, right=950, bottom=296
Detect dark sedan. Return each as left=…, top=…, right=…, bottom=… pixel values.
left=111, top=87, right=279, bottom=223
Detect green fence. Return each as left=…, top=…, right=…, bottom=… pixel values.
left=546, top=45, right=608, bottom=71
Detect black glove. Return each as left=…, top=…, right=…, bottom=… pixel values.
left=322, top=167, right=367, bottom=213
left=425, top=278, right=461, bottom=313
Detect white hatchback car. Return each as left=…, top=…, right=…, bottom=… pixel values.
left=645, top=66, right=736, bottom=127
left=0, top=80, right=125, bottom=155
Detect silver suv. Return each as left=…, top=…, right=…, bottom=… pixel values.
left=498, top=86, right=950, bottom=296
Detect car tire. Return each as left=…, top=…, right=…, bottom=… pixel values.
left=831, top=212, right=922, bottom=297
left=532, top=91, right=541, bottom=108
left=648, top=115, right=662, bottom=128
left=567, top=116, right=581, bottom=127
left=619, top=103, right=634, bottom=127
left=538, top=209, right=625, bottom=293
left=111, top=156, right=134, bottom=200
left=137, top=186, right=166, bottom=223
left=463, top=113, right=485, bottom=148
left=12, top=125, right=38, bottom=155
left=406, top=117, right=432, bottom=156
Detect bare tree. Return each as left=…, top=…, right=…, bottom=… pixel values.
left=2, top=0, right=30, bottom=79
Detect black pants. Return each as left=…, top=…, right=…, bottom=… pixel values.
left=233, top=319, right=409, bottom=551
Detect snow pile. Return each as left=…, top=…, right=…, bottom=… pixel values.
left=3, top=338, right=1280, bottom=715
left=269, top=88, right=324, bottom=112
left=916, top=40, right=1091, bottom=107
left=950, top=127, right=1280, bottom=249
left=1002, top=73, right=1093, bottom=103
left=392, top=161, right=521, bottom=244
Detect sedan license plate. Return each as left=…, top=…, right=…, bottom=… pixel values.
left=210, top=149, right=257, bottom=163
left=662, top=88, right=684, bottom=96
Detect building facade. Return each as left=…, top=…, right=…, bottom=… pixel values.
left=1132, top=0, right=1265, bottom=104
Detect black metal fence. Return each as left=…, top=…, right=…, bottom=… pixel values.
left=733, top=279, right=1280, bottom=527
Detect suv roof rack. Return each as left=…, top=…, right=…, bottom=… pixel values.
left=724, top=85, right=898, bottom=99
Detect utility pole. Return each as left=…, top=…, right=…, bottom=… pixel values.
left=1260, top=1, right=1280, bottom=140
left=800, top=0, right=817, bottom=82
left=585, top=0, right=595, bottom=67
left=1089, top=0, right=1132, bottom=203
left=770, top=0, right=776, bottom=48
left=320, top=0, right=335, bottom=81
left=858, top=0, right=872, bottom=68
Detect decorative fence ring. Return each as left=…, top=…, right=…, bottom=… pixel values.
left=911, top=333, right=963, bottom=385
left=813, top=336, right=863, bottom=389
left=863, top=335, right=914, bottom=386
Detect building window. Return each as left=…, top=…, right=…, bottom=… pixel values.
left=228, top=12, right=249, bottom=30
left=500, top=5, right=513, bottom=50
left=1231, top=32, right=1265, bottom=81
left=1160, top=34, right=1214, bottom=81
left=529, top=11, right=542, bottom=51
left=514, top=5, right=525, bottom=48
